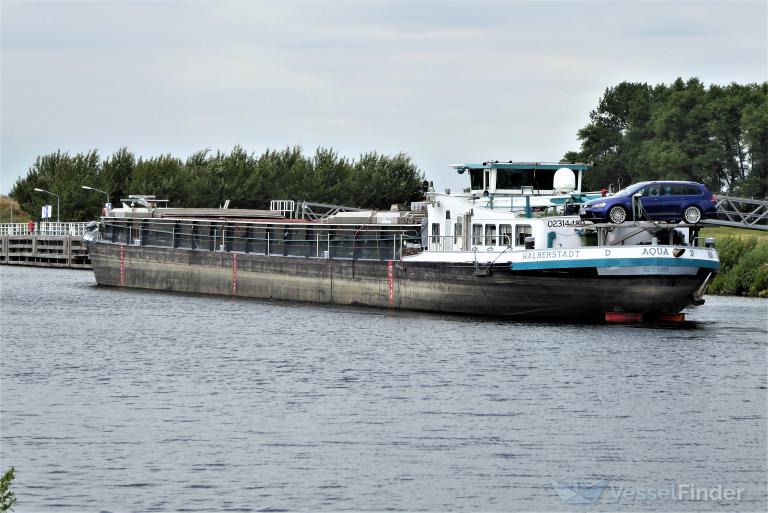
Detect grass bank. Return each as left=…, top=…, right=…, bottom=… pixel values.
left=0, top=195, right=30, bottom=223
left=699, top=225, right=768, bottom=242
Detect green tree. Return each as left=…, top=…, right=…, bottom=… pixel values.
left=567, top=78, right=767, bottom=196
left=99, top=148, right=136, bottom=208
left=739, top=89, right=768, bottom=197
left=129, top=154, right=185, bottom=206
left=9, top=150, right=101, bottom=221
left=183, top=149, right=216, bottom=207
left=349, top=152, right=423, bottom=210
left=566, top=81, right=653, bottom=190
left=310, top=148, right=352, bottom=205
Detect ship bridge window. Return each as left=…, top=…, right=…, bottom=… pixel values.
left=499, top=224, right=512, bottom=246
left=496, top=169, right=556, bottom=190
left=497, top=170, right=531, bottom=189
left=472, top=224, right=483, bottom=245
left=515, top=224, right=532, bottom=246
left=469, top=169, right=484, bottom=190
left=484, top=224, right=497, bottom=246
left=431, top=223, right=440, bottom=243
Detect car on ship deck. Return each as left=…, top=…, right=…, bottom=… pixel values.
left=579, top=180, right=717, bottom=224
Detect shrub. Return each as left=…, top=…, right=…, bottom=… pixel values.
left=0, top=467, right=16, bottom=513
left=710, top=237, right=768, bottom=296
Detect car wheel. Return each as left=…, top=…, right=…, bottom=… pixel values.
left=683, top=206, right=702, bottom=224
left=608, top=206, right=627, bottom=224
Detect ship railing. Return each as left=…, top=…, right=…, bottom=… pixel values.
left=97, top=218, right=420, bottom=261
left=269, top=200, right=295, bottom=219
left=0, top=222, right=90, bottom=236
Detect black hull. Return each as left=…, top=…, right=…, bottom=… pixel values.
left=87, top=242, right=710, bottom=320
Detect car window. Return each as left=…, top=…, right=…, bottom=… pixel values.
left=613, top=183, right=648, bottom=197
left=684, top=185, right=701, bottom=195
left=642, top=186, right=659, bottom=197
left=662, top=184, right=683, bottom=195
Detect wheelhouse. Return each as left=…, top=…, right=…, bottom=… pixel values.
left=452, top=162, right=590, bottom=196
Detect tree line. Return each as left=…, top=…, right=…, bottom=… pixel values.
left=9, top=146, right=425, bottom=222
left=564, top=78, right=767, bottom=197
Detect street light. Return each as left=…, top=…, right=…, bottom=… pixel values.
left=81, top=186, right=110, bottom=214
left=33, top=187, right=60, bottom=223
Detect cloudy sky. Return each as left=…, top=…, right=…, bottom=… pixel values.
left=1, top=0, right=766, bottom=195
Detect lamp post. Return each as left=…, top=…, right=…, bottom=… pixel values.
left=81, top=186, right=110, bottom=215
left=33, top=187, right=60, bottom=223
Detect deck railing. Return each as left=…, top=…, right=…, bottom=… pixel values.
left=98, top=218, right=421, bottom=261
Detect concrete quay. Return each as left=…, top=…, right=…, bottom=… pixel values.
left=0, top=223, right=92, bottom=269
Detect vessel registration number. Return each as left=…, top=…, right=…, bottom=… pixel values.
left=546, top=219, right=586, bottom=228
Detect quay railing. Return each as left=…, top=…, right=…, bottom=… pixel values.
left=0, top=222, right=90, bottom=236
left=0, top=223, right=92, bottom=268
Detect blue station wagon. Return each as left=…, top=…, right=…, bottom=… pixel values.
left=580, top=181, right=717, bottom=224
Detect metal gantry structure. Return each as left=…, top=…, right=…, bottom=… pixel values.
left=294, top=201, right=366, bottom=220
left=702, top=195, right=768, bottom=231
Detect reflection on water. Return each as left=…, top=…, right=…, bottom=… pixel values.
left=1, top=266, right=766, bottom=512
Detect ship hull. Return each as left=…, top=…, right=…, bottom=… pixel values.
left=87, top=241, right=711, bottom=320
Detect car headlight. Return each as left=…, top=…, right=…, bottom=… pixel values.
left=590, top=202, right=606, bottom=208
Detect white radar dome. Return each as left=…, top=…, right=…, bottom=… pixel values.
left=553, top=168, right=576, bottom=193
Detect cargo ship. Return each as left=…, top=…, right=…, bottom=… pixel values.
left=84, top=162, right=720, bottom=320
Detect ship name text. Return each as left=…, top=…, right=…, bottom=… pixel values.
left=522, top=250, right=581, bottom=260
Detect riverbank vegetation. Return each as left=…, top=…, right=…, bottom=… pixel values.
left=699, top=225, right=768, bottom=242
left=0, top=467, right=16, bottom=513
left=0, top=196, right=30, bottom=223
left=9, top=147, right=424, bottom=222
left=708, top=236, right=768, bottom=297
left=699, top=227, right=768, bottom=296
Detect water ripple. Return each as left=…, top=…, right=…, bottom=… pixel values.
left=1, top=266, right=766, bottom=512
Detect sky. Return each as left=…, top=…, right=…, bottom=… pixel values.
left=1, top=0, right=766, bottom=196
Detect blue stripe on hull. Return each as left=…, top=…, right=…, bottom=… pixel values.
left=511, top=257, right=720, bottom=271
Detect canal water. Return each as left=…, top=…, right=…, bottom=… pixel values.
left=1, top=266, right=766, bottom=512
